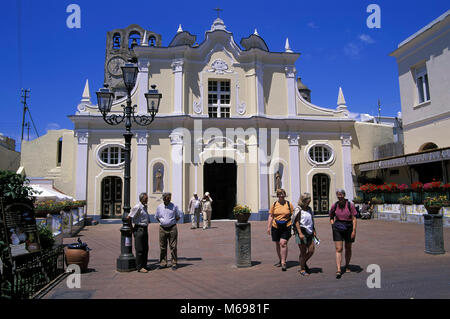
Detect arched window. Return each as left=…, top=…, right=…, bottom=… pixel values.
left=420, top=142, right=438, bottom=151
left=128, top=32, right=141, bottom=49
left=100, top=146, right=125, bottom=165
left=57, top=137, right=63, bottom=166
left=308, top=145, right=333, bottom=164
left=112, top=33, right=121, bottom=49
left=148, top=36, right=156, bottom=47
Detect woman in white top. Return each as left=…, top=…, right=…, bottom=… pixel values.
left=293, top=192, right=317, bottom=276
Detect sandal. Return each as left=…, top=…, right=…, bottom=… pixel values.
left=305, top=264, right=311, bottom=274
left=274, top=261, right=281, bottom=267
left=336, top=271, right=342, bottom=279
left=299, top=270, right=308, bottom=276
left=345, top=265, right=351, bottom=273
left=281, top=263, right=287, bottom=271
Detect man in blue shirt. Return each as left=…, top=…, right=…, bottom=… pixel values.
left=155, top=192, right=182, bottom=270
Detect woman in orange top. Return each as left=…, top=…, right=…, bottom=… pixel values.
left=267, top=188, right=294, bottom=271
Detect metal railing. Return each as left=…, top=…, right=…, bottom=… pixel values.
left=1, top=245, right=65, bottom=299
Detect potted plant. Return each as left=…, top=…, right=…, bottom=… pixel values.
left=65, top=237, right=91, bottom=272
left=233, top=205, right=251, bottom=223
left=353, top=196, right=363, bottom=204
left=424, top=195, right=448, bottom=214
left=399, top=195, right=412, bottom=205
left=371, top=197, right=383, bottom=205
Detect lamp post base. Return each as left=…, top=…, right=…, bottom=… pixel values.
left=116, top=224, right=136, bottom=272
left=117, top=256, right=136, bottom=272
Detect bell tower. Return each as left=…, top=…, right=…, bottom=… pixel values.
left=104, top=24, right=162, bottom=100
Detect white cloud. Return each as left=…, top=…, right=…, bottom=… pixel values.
left=343, top=42, right=361, bottom=58
left=307, top=22, right=318, bottom=29
left=46, top=123, right=61, bottom=131
left=348, top=112, right=361, bottom=121
left=359, top=34, right=375, bottom=44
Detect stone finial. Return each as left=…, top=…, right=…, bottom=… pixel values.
left=337, top=87, right=346, bottom=106
left=285, top=38, right=293, bottom=53
left=337, top=87, right=348, bottom=114
left=177, top=24, right=183, bottom=33
left=81, top=79, right=91, bottom=103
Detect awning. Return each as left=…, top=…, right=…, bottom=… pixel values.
left=30, top=185, right=74, bottom=202
left=357, top=147, right=449, bottom=172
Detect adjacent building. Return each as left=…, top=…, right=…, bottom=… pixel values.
left=356, top=11, right=450, bottom=187
left=0, top=134, right=20, bottom=172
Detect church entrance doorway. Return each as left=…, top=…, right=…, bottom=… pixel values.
left=203, top=158, right=237, bottom=220
left=313, top=174, right=330, bottom=215
left=101, top=176, right=123, bottom=219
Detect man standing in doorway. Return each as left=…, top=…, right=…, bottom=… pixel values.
left=155, top=192, right=182, bottom=270
left=188, top=192, right=202, bottom=229
left=126, top=192, right=150, bottom=273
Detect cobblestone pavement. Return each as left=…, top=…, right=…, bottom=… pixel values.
left=44, top=218, right=450, bottom=299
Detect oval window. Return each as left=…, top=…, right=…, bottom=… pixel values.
left=308, top=145, right=333, bottom=164
left=100, top=146, right=125, bottom=165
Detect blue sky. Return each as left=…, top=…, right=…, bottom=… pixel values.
left=1, top=0, right=449, bottom=150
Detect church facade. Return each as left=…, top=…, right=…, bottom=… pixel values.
left=21, top=18, right=394, bottom=221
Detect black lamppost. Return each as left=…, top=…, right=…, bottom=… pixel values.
left=96, top=60, right=162, bottom=272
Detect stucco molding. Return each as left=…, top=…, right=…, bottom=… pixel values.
left=207, top=58, right=234, bottom=74
left=75, top=130, right=89, bottom=144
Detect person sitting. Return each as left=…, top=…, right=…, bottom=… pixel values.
left=360, top=201, right=374, bottom=220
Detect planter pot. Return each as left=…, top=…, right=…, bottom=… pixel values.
left=65, top=247, right=90, bottom=272
left=425, top=206, right=442, bottom=215
left=235, top=213, right=251, bottom=223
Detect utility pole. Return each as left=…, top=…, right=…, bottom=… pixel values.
left=20, top=89, right=30, bottom=141
left=25, top=122, right=30, bottom=141
left=378, top=99, right=381, bottom=124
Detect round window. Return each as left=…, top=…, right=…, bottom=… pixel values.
left=308, top=145, right=332, bottom=164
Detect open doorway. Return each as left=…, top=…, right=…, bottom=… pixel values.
left=203, top=158, right=237, bottom=219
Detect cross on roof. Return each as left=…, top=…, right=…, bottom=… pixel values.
left=213, top=7, right=223, bottom=18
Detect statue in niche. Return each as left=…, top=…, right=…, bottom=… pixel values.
left=155, top=169, right=163, bottom=193
left=275, top=170, right=282, bottom=191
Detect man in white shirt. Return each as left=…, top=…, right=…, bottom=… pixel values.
left=155, top=192, right=182, bottom=270
left=188, top=193, right=202, bottom=229
left=126, top=192, right=150, bottom=273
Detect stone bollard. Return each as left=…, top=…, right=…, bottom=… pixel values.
left=235, top=222, right=251, bottom=268
left=400, top=205, right=407, bottom=222
left=424, top=214, right=445, bottom=255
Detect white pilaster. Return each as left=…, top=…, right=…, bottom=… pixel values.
left=341, top=134, right=354, bottom=200
left=171, top=59, right=184, bottom=114
left=255, top=62, right=265, bottom=116
left=288, top=133, right=301, bottom=202
left=135, top=131, right=148, bottom=202
left=285, top=66, right=297, bottom=117
left=75, top=130, right=89, bottom=200
left=137, top=58, right=150, bottom=114
left=170, top=132, right=184, bottom=211
left=257, top=133, right=269, bottom=212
